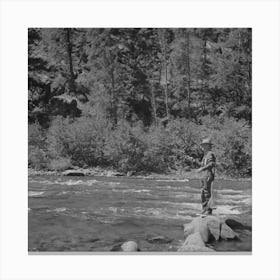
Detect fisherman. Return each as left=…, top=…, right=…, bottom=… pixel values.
left=196, top=138, right=216, bottom=215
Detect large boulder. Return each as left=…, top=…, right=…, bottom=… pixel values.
left=184, top=232, right=205, bottom=247
left=180, top=215, right=239, bottom=252
left=178, top=233, right=215, bottom=252
left=183, top=216, right=221, bottom=242
left=183, top=217, right=210, bottom=243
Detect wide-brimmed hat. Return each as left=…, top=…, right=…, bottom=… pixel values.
left=201, top=138, right=213, bottom=146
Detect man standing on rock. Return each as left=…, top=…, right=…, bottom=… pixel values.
left=196, top=138, right=216, bottom=215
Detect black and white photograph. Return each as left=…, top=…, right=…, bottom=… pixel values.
left=1, top=0, right=280, bottom=279
left=28, top=28, right=252, bottom=253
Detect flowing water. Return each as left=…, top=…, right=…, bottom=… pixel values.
left=28, top=175, right=252, bottom=252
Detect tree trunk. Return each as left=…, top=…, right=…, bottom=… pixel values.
left=186, top=30, right=191, bottom=117
left=151, top=84, right=158, bottom=126
left=164, top=43, right=169, bottom=119
left=110, top=68, right=118, bottom=126
left=158, top=29, right=169, bottom=120
left=201, top=35, right=207, bottom=111
left=65, top=28, right=76, bottom=95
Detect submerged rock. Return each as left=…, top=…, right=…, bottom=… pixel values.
left=88, top=238, right=100, bottom=243
left=146, top=235, right=173, bottom=244
left=110, top=243, right=122, bottom=251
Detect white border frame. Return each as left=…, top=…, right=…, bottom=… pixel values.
left=1, top=0, right=280, bottom=279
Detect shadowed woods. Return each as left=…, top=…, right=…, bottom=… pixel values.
left=29, top=28, right=251, bottom=178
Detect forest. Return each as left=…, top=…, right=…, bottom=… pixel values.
left=28, top=28, right=252, bottom=177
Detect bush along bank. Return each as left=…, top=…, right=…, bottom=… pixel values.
left=28, top=116, right=251, bottom=178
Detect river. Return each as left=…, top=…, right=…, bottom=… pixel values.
left=28, top=175, right=252, bottom=252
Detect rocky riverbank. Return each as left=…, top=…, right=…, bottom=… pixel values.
left=115, top=215, right=251, bottom=253
left=28, top=167, right=251, bottom=181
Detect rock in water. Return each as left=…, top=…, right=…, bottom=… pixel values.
left=88, top=238, right=99, bottom=243
left=220, top=222, right=239, bottom=240
left=179, top=233, right=214, bottom=252
left=180, top=215, right=239, bottom=252
left=106, top=170, right=124, bottom=177
left=121, top=241, right=139, bottom=252
left=146, top=235, right=173, bottom=244
left=225, top=218, right=251, bottom=230
left=110, top=243, right=122, bottom=251
left=63, top=170, right=85, bottom=176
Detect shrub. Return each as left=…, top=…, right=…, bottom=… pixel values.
left=28, top=122, right=46, bottom=149
left=164, top=119, right=202, bottom=169
left=141, top=125, right=170, bottom=172
left=28, top=114, right=251, bottom=177
left=47, top=116, right=110, bottom=167
left=104, top=121, right=147, bottom=172
left=215, top=118, right=251, bottom=177
left=28, top=123, right=49, bottom=169
left=198, top=116, right=252, bottom=177
left=47, top=157, right=72, bottom=171
left=28, top=146, right=49, bottom=169
left=137, top=119, right=206, bottom=172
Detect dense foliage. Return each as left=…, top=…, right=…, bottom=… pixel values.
left=28, top=28, right=252, bottom=177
